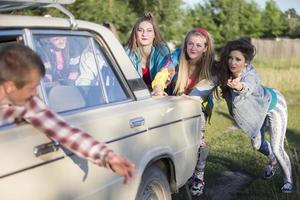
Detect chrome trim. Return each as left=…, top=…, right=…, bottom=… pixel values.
left=33, top=140, right=60, bottom=157
left=129, top=117, right=145, bottom=128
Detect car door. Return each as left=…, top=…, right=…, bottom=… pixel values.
left=0, top=30, right=148, bottom=200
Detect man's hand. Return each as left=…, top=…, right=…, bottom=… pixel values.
left=106, top=152, right=136, bottom=184
left=151, top=85, right=168, bottom=96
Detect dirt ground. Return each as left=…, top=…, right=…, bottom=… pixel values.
left=173, top=169, right=253, bottom=200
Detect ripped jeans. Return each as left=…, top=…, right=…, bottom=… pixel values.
left=193, top=112, right=209, bottom=181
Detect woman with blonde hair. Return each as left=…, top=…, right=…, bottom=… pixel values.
left=125, top=12, right=169, bottom=89
left=152, top=28, right=217, bottom=196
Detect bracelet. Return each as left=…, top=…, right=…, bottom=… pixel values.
left=238, top=85, right=244, bottom=91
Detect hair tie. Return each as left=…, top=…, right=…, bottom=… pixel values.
left=194, top=27, right=209, bottom=40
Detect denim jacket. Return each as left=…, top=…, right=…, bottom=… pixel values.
left=125, top=44, right=169, bottom=80
left=223, top=65, right=272, bottom=139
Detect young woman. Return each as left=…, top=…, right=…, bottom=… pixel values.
left=152, top=28, right=216, bottom=196
left=43, top=36, right=80, bottom=85
left=125, top=13, right=169, bottom=89
left=218, top=38, right=293, bottom=193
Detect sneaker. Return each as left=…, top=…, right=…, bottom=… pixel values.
left=281, top=182, right=293, bottom=193
left=263, top=161, right=278, bottom=179
left=190, top=178, right=205, bottom=196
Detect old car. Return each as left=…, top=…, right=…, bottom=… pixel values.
left=0, top=0, right=203, bottom=199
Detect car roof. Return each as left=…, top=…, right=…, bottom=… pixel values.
left=0, top=0, right=78, bottom=29
left=0, top=0, right=75, bottom=12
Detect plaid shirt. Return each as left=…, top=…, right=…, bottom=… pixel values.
left=0, top=96, right=112, bottom=167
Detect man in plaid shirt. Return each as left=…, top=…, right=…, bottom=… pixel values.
left=0, top=44, right=135, bottom=184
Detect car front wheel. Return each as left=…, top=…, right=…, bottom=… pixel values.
left=136, top=165, right=171, bottom=200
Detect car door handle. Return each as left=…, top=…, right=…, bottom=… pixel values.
left=129, top=117, right=145, bottom=128
left=33, top=141, right=60, bottom=157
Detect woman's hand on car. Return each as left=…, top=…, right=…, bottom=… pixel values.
left=151, top=85, right=167, bottom=96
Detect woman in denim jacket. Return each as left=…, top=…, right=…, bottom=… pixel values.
left=218, top=38, right=293, bottom=193
left=125, top=13, right=169, bottom=89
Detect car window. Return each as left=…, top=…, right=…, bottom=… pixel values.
left=0, top=34, right=24, bottom=51
left=32, top=34, right=128, bottom=112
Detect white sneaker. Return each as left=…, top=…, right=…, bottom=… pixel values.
left=263, top=165, right=275, bottom=179
left=263, top=161, right=278, bottom=179
left=190, top=178, right=205, bottom=196
left=281, top=182, right=293, bottom=193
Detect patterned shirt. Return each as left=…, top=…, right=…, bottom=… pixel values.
left=0, top=96, right=112, bottom=167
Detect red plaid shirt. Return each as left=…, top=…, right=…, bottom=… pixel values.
left=0, top=96, right=112, bottom=167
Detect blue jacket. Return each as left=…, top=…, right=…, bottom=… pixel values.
left=223, top=65, right=275, bottom=138
left=125, top=44, right=169, bottom=80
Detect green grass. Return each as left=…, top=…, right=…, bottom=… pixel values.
left=205, top=101, right=300, bottom=200
left=253, top=58, right=300, bottom=69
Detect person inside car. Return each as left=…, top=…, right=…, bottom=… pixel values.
left=0, top=44, right=135, bottom=185
left=42, top=36, right=80, bottom=85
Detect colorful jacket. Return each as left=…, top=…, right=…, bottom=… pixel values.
left=152, top=48, right=215, bottom=120
left=125, top=44, right=169, bottom=80
left=151, top=48, right=180, bottom=90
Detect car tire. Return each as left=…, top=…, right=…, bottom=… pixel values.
left=135, top=165, right=171, bottom=200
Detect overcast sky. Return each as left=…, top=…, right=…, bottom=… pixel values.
left=183, top=0, right=300, bottom=14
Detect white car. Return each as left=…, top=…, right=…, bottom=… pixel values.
left=0, top=1, right=203, bottom=199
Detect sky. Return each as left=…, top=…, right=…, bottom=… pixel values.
left=183, top=0, right=300, bottom=14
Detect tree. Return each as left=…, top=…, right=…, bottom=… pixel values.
left=210, top=0, right=241, bottom=45
left=201, top=0, right=263, bottom=47
left=67, top=0, right=137, bottom=43
left=285, top=9, right=300, bottom=38
left=238, top=1, right=263, bottom=38
left=262, top=0, right=288, bottom=37
left=185, top=2, right=221, bottom=47
left=127, top=0, right=185, bottom=43
left=6, top=0, right=295, bottom=45
left=286, top=8, right=298, bottom=18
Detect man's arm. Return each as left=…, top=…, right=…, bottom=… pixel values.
left=24, top=97, right=135, bottom=183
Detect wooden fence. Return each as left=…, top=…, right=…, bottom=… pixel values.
left=251, top=38, right=300, bottom=60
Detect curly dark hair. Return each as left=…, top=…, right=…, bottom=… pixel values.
left=218, top=38, right=256, bottom=87
left=216, top=38, right=256, bottom=99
